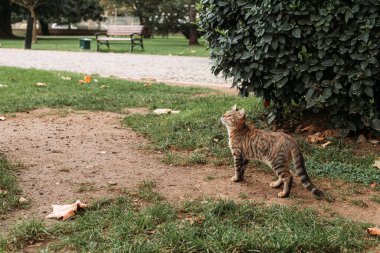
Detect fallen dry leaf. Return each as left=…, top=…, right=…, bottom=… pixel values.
left=61, top=76, right=71, bottom=80
left=323, top=129, right=339, bottom=138
left=300, top=124, right=317, bottom=133
left=84, top=76, right=91, bottom=83
left=46, top=200, right=87, bottom=221
left=357, top=134, right=367, bottom=143
left=367, top=227, right=380, bottom=236
left=264, top=99, right=270, bottom=108
left=370, top=182, right=377, bottom=189
left=183, top=214, right=205, bottom=225
left=374, top=158, right=380, bottom=170
left=0, top=84, right=8, bottom=88
left=369, top=139, right=379, bottom=144
left=321, top=141, right=332, bottom=148
left=19, top=197, right=28, bottom=204
left=153, top=109, right=180, bottom=115
left=0, top=116, right=5, bottom=121
left=307, top=132, right=325, bottom=143
left=35, top=82, right=47, bottom=87
left=143, top=83, right=152, bottom=87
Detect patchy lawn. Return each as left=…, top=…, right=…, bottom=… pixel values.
left=0, top=67, right=379, bottom=252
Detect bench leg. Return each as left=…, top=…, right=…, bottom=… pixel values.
left=130, top=40, right=134, bottom=53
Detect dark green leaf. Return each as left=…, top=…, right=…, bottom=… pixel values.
left=371, top=118, right=380, bottom=131
left=321, top=59, right=334, bottom=66
left=322, top=88, right=332, bottom=99
left=292, top=28, right=301, bottom=38
left=364, top=86, right=374, bottom=98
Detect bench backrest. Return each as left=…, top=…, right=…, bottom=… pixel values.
left=107, top=25, right=144, bottom=36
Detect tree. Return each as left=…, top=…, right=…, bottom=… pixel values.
left=188, top=0, right=198, bottom=45
left=37, top=0, right=103, bottom=29
left=112, top=0, right=187, bottom=38
left=0, top=0, right=14, bottom=38
left=13, top=0, right=46, bottom=42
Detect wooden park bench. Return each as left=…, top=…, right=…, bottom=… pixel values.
left=95, top=25, right=144, bottom=52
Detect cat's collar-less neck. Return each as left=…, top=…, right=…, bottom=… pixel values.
left=228, top=123, right=250, bottom=133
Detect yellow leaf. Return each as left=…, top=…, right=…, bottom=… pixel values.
left=307, top=132, right=325, bottom=143
left=367, top=227, right=380, bottom=236
left=84, top=76, right=91, bottom=83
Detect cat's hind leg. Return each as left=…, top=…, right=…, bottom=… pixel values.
left=277, top=170, right=293, bottom=198
left=269, top=177, right=283, bottom=188
left=272, top=164, right=293, bottom=197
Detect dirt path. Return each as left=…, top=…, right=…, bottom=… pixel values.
left=0, top=108, right=379, bottom=232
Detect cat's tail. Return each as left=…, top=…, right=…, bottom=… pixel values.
left=292, top=149, right=323, bottom=198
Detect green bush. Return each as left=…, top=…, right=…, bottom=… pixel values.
left=198, top=0, right=380, bottom=133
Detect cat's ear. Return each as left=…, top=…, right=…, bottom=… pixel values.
left=238, top=108, right=245, bottom=118
left=232, top=104, right=238, bottom=111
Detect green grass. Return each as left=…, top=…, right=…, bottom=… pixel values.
left=0, top=67, right=379, bottom=186
left=301, top=141, right=379, bottom=185
left=10, top=219, right=50, bottom=249
left=350, top=199, right=369, bottom=208
left=369, top=195, right=380, bottom=204
left=0, top=156, right=23, bottom=214
left=3, top=197, right=376, bottom=252
left=137, top=180, right=163, bottom=202
left=0, top=235, right=6, bottom=252
left=0, top=66, right=214, bottom=113
left=0, top=67, right=379, bottom=252
left=0, top=36, right=210, bottom=57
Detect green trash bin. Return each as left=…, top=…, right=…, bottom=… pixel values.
left=80, top=38, right=91, bottom=50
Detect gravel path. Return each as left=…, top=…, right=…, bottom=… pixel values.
left=0, top=48, right=231, bottom=87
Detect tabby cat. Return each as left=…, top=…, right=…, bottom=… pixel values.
left=221, top=105, right=323, bottom=198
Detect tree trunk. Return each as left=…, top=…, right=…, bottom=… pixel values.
left=29, top=6, right=38, bottom=43
left=0, top=0, right=14, bottom=39
left=39, top=19, right=49, bottom=35
left=188, top=0, right=198, bottom=45
left=137, top=14, right=152, bottom=38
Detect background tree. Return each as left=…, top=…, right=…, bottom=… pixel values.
left=188, top=0, right=198, bottom=45
left=0, top=0, right=15, bottom=38
left=113, top=0, right=188, bottom=38
left=39, top=0, right=103, bottom=29
left=155, top=0, right=187, bottom=37
left=12, top=0, right=47, bottom=42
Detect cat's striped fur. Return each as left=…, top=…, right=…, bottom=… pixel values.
left=221, top=105, right=323, bottom=198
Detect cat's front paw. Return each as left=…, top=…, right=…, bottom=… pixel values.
left=231, top=175, right=243, bottom=182
left=277, top=192, right=289, bottom=198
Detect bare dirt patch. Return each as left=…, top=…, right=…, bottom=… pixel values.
left=0, top=108, right=379, bottom=232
